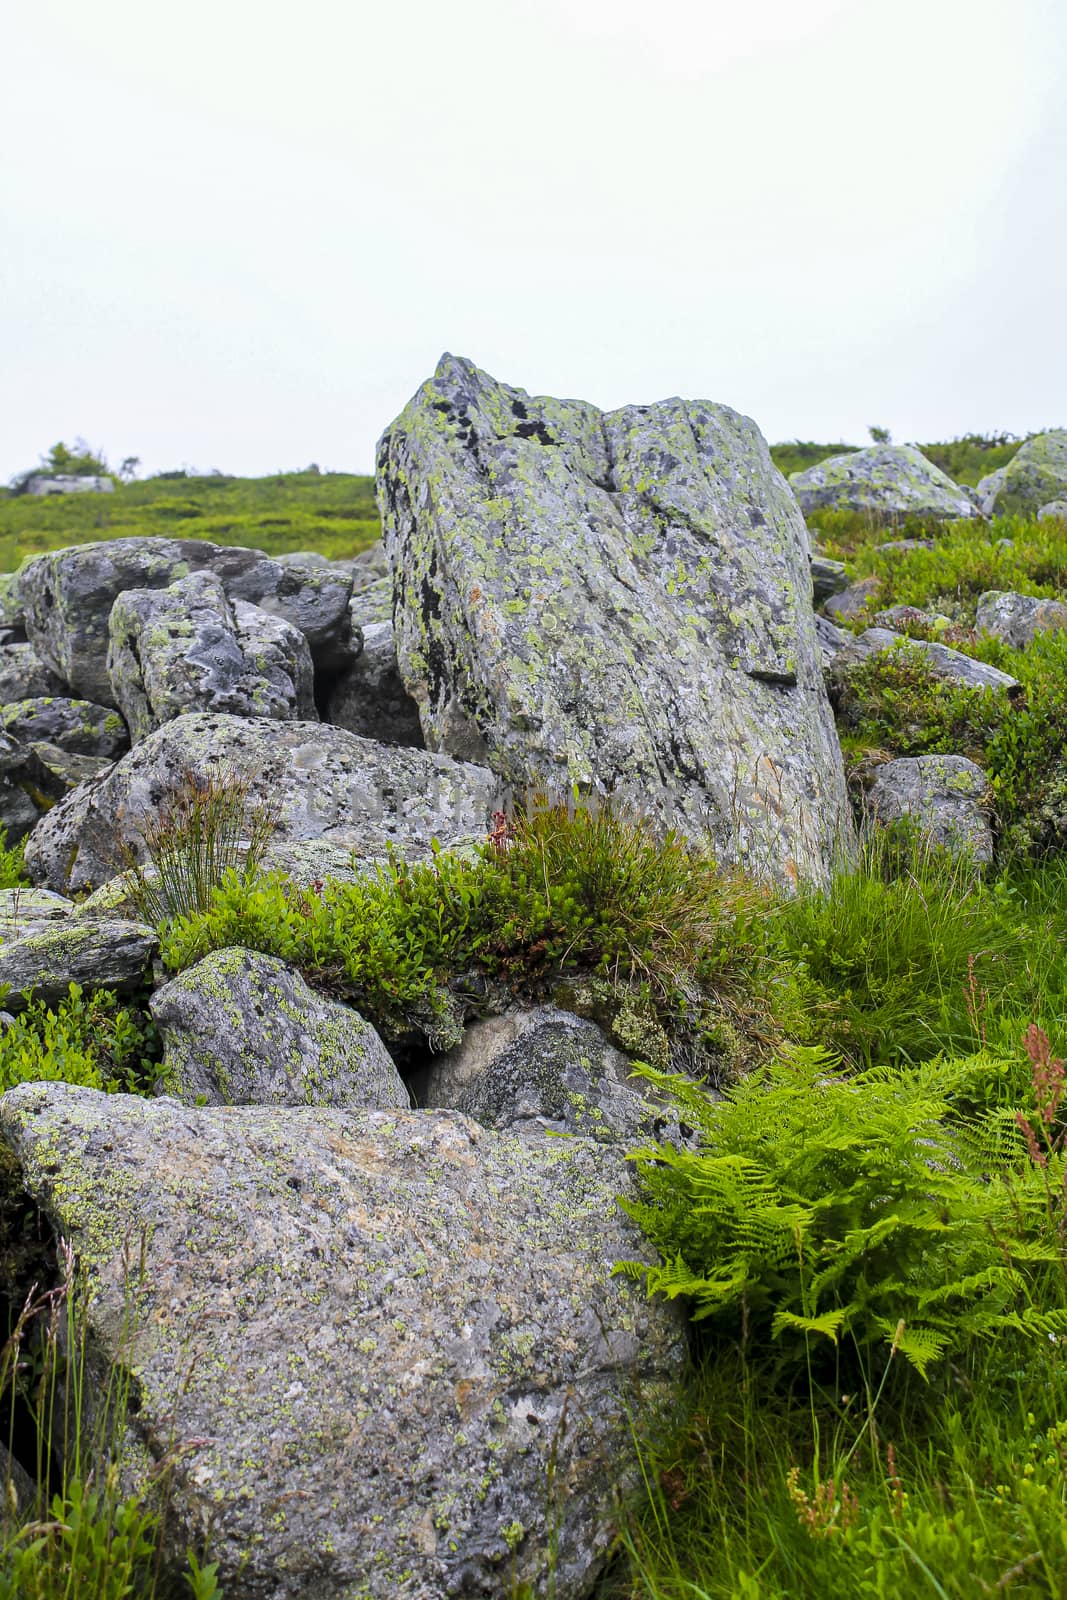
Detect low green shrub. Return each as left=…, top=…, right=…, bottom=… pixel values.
left=0, top=833, right=27, bottom=891
left=0, top=985, right=159, bottom=1094
left=848, top=514, right=1067, bottom=619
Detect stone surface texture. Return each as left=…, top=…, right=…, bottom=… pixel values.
left=865, top=755, right=993, bottom=863
left=822, top=576, right=881, bottom=624
left=24, top=712, right=502, bottom=893
left=378, top=354, right=851, bottom=885
left=990, top=432, right=1067, bottom=516
left=789, top=445, right=975, bottom=520
left=0, top=1083, right=686, bottom=1600
left=832, top=629, right=1022, bottom=695
left=975, top=590, right=1067, bottom=650
left=151, top=948, right=408, bottom=1110
left=1038, top=500, right=1067, bottom=522
left=0, top=644, right=64, bottom=703
left=809, top=555, right=848, bottom=604
left=325, top=621, right=424, bottom=747
left=0, top=916, right=156, bottom=1010
left=17, top=537, right=355, bottom=704
left=107, top=572, right=316, bottom=740
left=0, top=697, right=128, bottom=758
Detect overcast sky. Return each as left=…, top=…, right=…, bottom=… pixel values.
left=2, top=0, right=1065, bottom=481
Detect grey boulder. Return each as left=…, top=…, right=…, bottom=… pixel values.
left=107, top=571, right=316, bottom=740
left=1038, top=500, right=1067, bottom=522
left=790, top=445, right=976, bottom=521
left=24, top=712, right=501, bottom=893
left=379, top=354, right=852, bottom=886
left=976, top=467, right=1008, bottom=517
left=0, top=697, right=128, bottom=758
left=0, top=914, right=156, bottom=1010
left=865, top=755, right=993, bottom=863
left=325, top=621, right=424, bottom=747
left=832, top=629, right=1022, bottom=695
left=0, top=1083, right=686, bottom=1600
left=989, top=432, right=1067, bottom=517
left=17, top=536, right=355, bottom=704
left=151, top=948, right=407, bottom=1110
left=822, top=576, right=882, bottom=624
left=809, top=555, right=848, bottom=604
left=975, top=590, right=1067, bottom=650
left=0, top=644, right=64, bottom=703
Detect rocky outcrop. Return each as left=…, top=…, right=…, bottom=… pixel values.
left=790, top=445, right=975, bottom=521
left=23, top=712, right=502, bottom=893
left=0, top=1083, right=686, bottom=1600
left=107, top=572, right=316, bottom=740
left=378, top=354, right=852, bottom=885
left=325, top=621, right=424, bottom=746
left=864, top=755, right=993, bottom=863
left=975, top=590, right=1067, bottom=650
left=0, top=697, right=128, bottom=758
left=17, top=537, right=355, bottom=704
left=989, top=432, right=1067, bottom=517
left=151, top=948, right=408, bottom=1109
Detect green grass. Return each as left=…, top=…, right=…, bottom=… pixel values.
left=0, top=470, right=381, bottom=572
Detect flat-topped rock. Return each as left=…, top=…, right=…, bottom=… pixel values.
left=379, top=354, right=852, bottom=885
left=790, top=445, right=976, bottom=521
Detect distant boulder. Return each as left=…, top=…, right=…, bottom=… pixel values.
left=975, top=590, right=1067, bottom=651
left=790, top=445, right=975, bottom=522
left=988, top=432, right=1067, bottom=517
left=24, top=475, right=114, bottom=496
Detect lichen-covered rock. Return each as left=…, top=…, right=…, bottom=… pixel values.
left=29, top=742, right=113, bottom=795
left=0, top=916, right=156, bottom=1010
left=17, top=537, right=355, bottom=704
left=790, top=445, right=976, bottom=521
left=0, top=643, right=64, bottom=703
left=875, top=538, right=934, bottom=554
left=107, top=572, right=316, bottom=740
left=1038, top=500, right=1067, bottom=522
left=0, top=697, right=128, bottom=758
left=0, top=575, right=25, bottom=635
left=423, top=1007, right=655, bottom=1144
left=822, top=576, right=882, bottom=624
left=865, top=755, right=993, bottom=863
left=810, top=555, right=848, bottom=605
left=325, top=621, right=424, bottom=747
left=0, top=888, right=74, bottom=942
left=379, top=354, right=852, bottom=885
left=831, top=628, right=1022, bottom=695
left=975, top=590, right=1067, bottom=650
left=814, top=614, right=851, bottom=668
left=151, top=948, right=407, bottom=1109
left=989, top=432, right=1067, bottom=517
left=0, top=733, right=56, bottom=842
left=24, top=712, right=502, bottom=893
left=871, top=604, right=952, bottom=634
left=349, top=574, right=393, bottom=629
left=976, top=467, right=1008, bottom=517
left=0, top=1083, right=686, bottom=1600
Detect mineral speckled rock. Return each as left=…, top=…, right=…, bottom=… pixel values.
left=24, top=712, right=502, bottom=893
left=325, top=621, right=424, bottom=747
left=0, top=644, right=64, bottom=704
left=1038, top=500, right=1067, bottom=522
left=0, top=697, right=128, bottom=758
left=378, top=354, right=852, bottom=885
left=151, top=948, right=408, bottom=1110
left=809, top=555, right=848, bottom=605
left=0, top=1083, right=687, bottom=1600
left=865, top=755, right=993, bottom=863
left=989, top=432, right=1067, bottom=517
left=822, top=576, right=882, bottom=624
left=0, top=915, right=157, bottom=1010
left=17, top=536, right=355, bottom=703
left=107, top=572, right=316, bottom=740
left=790, top=445, right=975, bottom=521
left=975, top=590, right=1067, bottom=651
left=831, top=629, right=1022, bottom=695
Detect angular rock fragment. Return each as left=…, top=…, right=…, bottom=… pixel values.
left=0, top=697, right=128, bottom=758
left=107, top=572, right=316, bottom=740
left=831, top=629, right=1021, bottom=695
left=810, top=555, right=848, bottom=605
left=0, top=644, right=64, bottom=704
left=0, top=916, right=156, bottom=1010
left=865, top=755, right=993, bottom=863
left=325, top=621, right=424, bottom=747
left=822, top=576, right=882, bottom=624
left=379, top=354, right=852, bottom=885
left=24, top=712, right=501, bottom=893
left=975, top=590, right=1067, bottom=651
left=0, top=1083, right=686, bottom=1600
left=790, top=445, right=976, bottom=521
left=151, top=948, right=408, bottom=1109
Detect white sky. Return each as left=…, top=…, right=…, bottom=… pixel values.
left=2, top=0, right=1065, bottom=480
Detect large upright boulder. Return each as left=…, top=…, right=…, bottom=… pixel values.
left=107, top=571, right=316, bottom=740
left=23, top=712, right=501, bottom=893
left=0, top=1084, right=686, bottom=1600
left=378, top=355, right=851, bottom=884
left=789, top=445, right=976, bottom=521
left=17, top=538, right=355, bottom=703
left=989, top=431, right=1067, bottom=517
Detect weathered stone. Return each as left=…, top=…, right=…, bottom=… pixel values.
left=976, top=467, right=1007, bottom=517
left=24, top=475, right=114, bottom=496
left=0, top=575, right=24, bottom=635
left=0, top=916, right=156, bottom=1010
left=810, top=555, right=848, bottom=604
left=790, top=445, right=976, bottom=521
left=814, top=614, right=851, bottom=667
left=17, top=537, right=355, bottom=703
left=875, top=538, right=935, bottom=554
left=0, top=733, right=54, bottom=843
left=822, top=576, right=882, bottom=624
left=0, top=1083, right=686, bottom=1600
left=24, top=713, right=502, bottom=893
left=151, top=948, right=408, bottom=1110
left=421, top=1007, right=655, bottom=1144
left=351, top=541, right=390, bottom=589
left=975, top=590, right=1067, bottom=650
left=0, top=644, right=64, bottom=703
left=865, top=755, right=993, bottom=863
left=832, top=629, right=1022, bottom=694
left=871, top=604, right=951, bottom=633
left=325, top=621, right=424, bottom=747
left=990, top=432, right=1067, bottom=517
left=349, top=574, right=393, bottom=629
left=1038, top=500, right=1067, bottom=522
left=0, top=697, right=128, bottom=758
left=379, top=354, right=852, bottom=885
left=0, top=888, right=74, bottom=942
left=107, top=572, right=317, bottom=740
left=0, top=1440, right=35, bottom=1524
left=29, top=742, right=113, bottom=795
